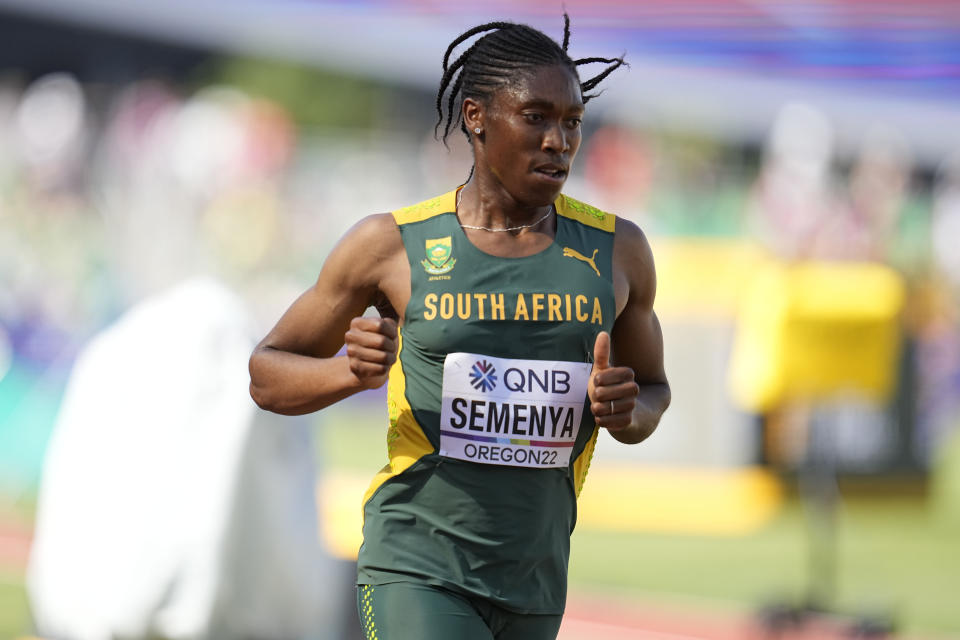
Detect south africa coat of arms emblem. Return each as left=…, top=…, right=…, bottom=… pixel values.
left=422, top=236, right=456, bottom=275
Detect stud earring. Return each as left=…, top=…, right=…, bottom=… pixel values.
left=474, top=127, right=482, bottom=134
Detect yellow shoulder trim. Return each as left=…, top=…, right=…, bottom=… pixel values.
left=392, top=190, right=458, bottom=225
left=361, top=332, right=435, bottom=518
left=555, top=194, right=616, bottom=232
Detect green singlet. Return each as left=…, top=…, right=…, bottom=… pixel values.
left=356, top=188, right=616, bottom=630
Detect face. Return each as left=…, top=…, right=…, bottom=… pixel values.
left=468, top=64, right=584, bottom=207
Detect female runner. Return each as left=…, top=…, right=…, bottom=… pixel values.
left=249, top=14, right=670, bottom=640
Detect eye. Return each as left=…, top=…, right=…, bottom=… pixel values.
left=523, top=112, right=544, bottom=123
left=566, top=117, right=582, bottom=129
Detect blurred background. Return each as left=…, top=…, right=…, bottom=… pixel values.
left=1, top=0, right=959, bottom=638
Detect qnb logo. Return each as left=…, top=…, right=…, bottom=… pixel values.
left=469, top=360, right=497, bottom=392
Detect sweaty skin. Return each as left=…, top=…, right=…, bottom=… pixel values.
left=249, top=64, right=669, bottom=444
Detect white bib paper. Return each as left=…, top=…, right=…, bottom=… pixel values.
left=439, top=352, right=592, bottom=468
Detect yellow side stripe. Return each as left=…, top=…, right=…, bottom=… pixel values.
left=360, top=332, right=435, bottom=517
left=573, top=425, right=600, bottom=497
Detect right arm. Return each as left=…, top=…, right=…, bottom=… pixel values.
left=248, top=213, right=408, bottom=415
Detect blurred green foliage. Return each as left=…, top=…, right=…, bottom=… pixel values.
left=0, top=574, right=30, bottom=639
left=570, top=499, right=960, bottom=636
left=193, top=56, right=390, bottom=129
left=931, top=422, right=960, bottom=529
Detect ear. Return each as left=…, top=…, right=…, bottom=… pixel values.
left=462, top=97, right=484, bottom=134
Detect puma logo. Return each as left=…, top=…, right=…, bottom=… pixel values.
left=562, top=247, right=601, bottom=277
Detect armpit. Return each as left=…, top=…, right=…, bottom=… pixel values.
left=373, top=291, right=399, bottom=321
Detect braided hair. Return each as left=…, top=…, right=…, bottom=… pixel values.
left=435, top=13, right=626, bottom=145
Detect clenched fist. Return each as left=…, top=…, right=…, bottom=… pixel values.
left=344, top=316, right=398, bottom=389
left=587, top=331, right=639, bottom=432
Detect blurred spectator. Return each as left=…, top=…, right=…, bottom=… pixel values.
left=931, top=151, right=960, bottom=292
left=746, top=101, right=839, bottom=260
left=913, top=152, right=960, bottom=466
left=15, top=72, right=89, bottom=193
left=830, top=125, right=912, bottom=262
left=582, top=124, right=654, bottom=224
left=25, top=79, right=355, bottom=640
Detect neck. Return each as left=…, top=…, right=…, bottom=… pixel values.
left=457, top=180, right=556, bottom=233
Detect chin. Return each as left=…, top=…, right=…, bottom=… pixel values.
left=500, top=176, right=565, bottom=208
left=538, top=184, right=565, bottom=206
left=522, top=181, right=565, bottom=206
left=517, top=193, right=560, bottom=209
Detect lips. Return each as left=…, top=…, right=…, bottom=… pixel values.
left=533, top=163, right=568, bottom=181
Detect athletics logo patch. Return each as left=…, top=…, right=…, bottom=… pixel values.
left=422, top=236, right=456, bottom=275
left=469, top=360, right=497, bottom=392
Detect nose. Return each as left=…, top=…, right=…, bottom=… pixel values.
left=542, top=122, right=569, bottom=154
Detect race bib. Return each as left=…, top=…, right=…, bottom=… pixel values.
left=439, top=352, right=592, bottom=468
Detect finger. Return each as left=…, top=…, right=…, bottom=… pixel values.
left=590, top=380, right=640, bottom=404
left=378, top=317, right=398, bottom=339
left=350, top=316, right=399, bottom=339
left=345, top=343, right=397, bottom=365
left=593, top=394, right=622, bottom=414
left=349, top=360, right=392, bottom=379
left=591, top=367, right=636, bottom=391
left=592, top=331, right=611, bottom=371
left=593, top=409, right=632, bottom=431
left=592, top=395, right=634, bottom=418
left=345, top=327, right=398, bottom=353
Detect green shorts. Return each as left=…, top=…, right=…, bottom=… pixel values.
left=356, top=583, right=563, bottom=640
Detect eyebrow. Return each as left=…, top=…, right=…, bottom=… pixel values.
left=520, top=99, right=584, bottom=112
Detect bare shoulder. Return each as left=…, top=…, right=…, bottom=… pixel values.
left=342, top=212, right=404, bottom=257
left=613, top=216, right=654, bottom=264
left=324, top=212, right=405, bottom=287
left=612, top=216, right=657, bottom=309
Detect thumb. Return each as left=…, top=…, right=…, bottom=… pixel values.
left=592, top=331, right=611, bottom=371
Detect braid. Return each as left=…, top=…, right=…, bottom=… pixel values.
left=576, top=56, right=628, bottom=102
left=437, top=42, right=478, bottom=140
left=434, top=12, right=626, bottom=145
left=442, top=22, right=515, bottom=72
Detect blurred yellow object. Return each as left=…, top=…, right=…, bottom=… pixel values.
left=652, top=238, right=768, bottom=319
left=575, top=465, right=782, bottom=535
left=318, top=465, right=783, bottom=559
left=318, top=471, right=367, bottom=560
left=728, top=259, right=906, bottom=412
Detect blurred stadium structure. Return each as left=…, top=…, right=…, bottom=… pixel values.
left=1, top=1, right=959, bottom=639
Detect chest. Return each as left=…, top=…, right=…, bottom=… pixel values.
left=399, top=214, right=614, bottom=361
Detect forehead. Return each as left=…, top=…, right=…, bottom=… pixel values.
left=492, top=65, right=583, bottom=110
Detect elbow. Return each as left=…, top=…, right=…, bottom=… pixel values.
left=617, top=381, right=671, bottom=445
left=248, top=349, right=278, bottom=412
left=248, top=348, right=314, bottom=415
left=660, top=381, right=672, bottom=414
left=249, top=377, right=295, bottom=415
left=651, top=381, right=672, bottom=427
left=249, top=380, right=272, bottom=411
left=249, top=384, right=303, bottom=415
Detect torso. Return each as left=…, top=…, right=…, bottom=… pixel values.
left=357, top=189, right=619, bottom=614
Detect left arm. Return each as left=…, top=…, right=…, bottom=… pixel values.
left=587, top=219, right=671, bottom=444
